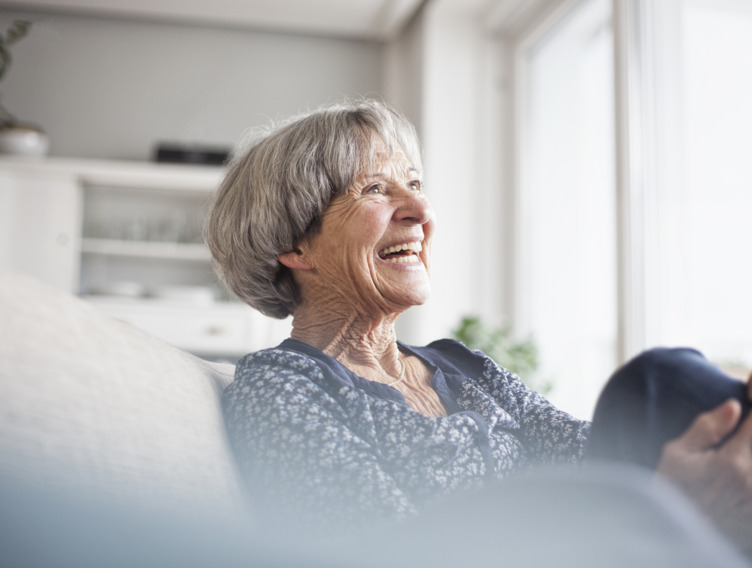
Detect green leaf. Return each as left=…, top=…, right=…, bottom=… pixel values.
left=5, top=21, right=31, bottom=46
left=0, top=46, right=10, bottom=82
left=0, top=21, right=31, bottom=85
left=451, top=314, right=551, bottom=394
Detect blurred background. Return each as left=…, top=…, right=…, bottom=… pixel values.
left=0, top=0, right=750, bottom=419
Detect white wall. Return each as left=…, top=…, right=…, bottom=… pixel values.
left=0, top=9, right=383, bottom=160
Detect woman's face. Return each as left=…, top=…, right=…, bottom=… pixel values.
left=294, top=144, right=435, bottom=318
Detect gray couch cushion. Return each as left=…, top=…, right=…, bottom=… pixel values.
left=0, top=270, right=249, bottom=520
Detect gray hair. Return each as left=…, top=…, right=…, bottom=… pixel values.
left=204, top=98, right=422, bottom=319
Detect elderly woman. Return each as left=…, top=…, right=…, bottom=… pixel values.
left=206, top=99, right=752, bottom=547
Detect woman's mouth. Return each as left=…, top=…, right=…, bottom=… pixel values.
left=377, top=241, right=423, bottom=264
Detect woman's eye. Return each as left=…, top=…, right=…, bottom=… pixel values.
left=409, top=180, right=422, bottom=191
left=365, top=184, right=382, bottom=194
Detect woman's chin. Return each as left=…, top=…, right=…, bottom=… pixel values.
left=384, top=281, right=431, bottom=309
left=372, top=261, right=432, bottom=309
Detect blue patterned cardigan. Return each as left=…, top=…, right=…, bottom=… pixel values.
left=223, top=338, right=590, bottom=531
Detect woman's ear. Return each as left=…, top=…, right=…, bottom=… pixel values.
left=278, top=248, right=312, bottom=271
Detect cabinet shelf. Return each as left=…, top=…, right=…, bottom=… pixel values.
left=81, top=238, right=211, bottom=261
left=0, top=156, right=292, bottom=360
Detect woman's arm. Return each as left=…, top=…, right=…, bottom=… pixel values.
left=223, top=353, right=417, bottom=532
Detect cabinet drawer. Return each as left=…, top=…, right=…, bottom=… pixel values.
left=87, top=299, right=258, bottom=357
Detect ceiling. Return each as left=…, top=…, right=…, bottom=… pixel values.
left=0, top=0, right=426, bottom=40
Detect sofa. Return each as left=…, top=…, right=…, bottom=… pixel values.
left=1, top=268, right=749, bottom=567
left=0, top=269, right=268, bottom=564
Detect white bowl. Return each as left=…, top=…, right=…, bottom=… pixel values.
left=0, top=126, right=50, bottom=156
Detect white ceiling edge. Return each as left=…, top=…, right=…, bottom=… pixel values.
left=482, top=0, right=568, bottom=36
left=0, top=0, right=425, bottom=40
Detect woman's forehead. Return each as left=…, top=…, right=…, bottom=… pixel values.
left=357, top=146, right=420, bottom=180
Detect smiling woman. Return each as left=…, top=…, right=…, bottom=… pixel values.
left=205, top=99, right=752, bottom=550
left=205, top=99, right=589, bottom=525
left=205, top=100, right=424, bottom=320
left=277, top=140, right=433, bottom=324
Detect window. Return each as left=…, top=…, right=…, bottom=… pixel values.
left=646, top=0, right=752, bottom=374
left=515, top=0, right=616, bottom=418
left=510, top=0, right=752, bottom=418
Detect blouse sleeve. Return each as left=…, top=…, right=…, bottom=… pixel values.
left=478, top=356, right=591, bottom=465
left=222, top=350, right=417, bottom=531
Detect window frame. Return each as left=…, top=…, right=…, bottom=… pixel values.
left=503, top=0, right=663, bottom=366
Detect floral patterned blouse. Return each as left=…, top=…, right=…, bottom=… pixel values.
left=223, top=338, right=590, bottom=532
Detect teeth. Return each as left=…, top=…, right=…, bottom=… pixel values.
left=384, top=254, right=420, bottom=264
left=378, top=241, right=423, bottom=258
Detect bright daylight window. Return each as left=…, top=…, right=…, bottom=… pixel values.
left=648, top=0, right=752, bottom=376
left=518, top=0, right=616, bottom=419
left=517, top=0, right=752, bottom=420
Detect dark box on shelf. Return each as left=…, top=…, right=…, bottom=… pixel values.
left=154, top=144, right=230, bottom=166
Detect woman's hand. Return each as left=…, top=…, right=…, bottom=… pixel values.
left=656, top=398, right=752, bottom=548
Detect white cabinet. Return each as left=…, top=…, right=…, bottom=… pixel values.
left=0, top=164, right=82, bottom=292
left=77, top=163, right=220, bottom=299
left=0, top=157, right=291, bottom=360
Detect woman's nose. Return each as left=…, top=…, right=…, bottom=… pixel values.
left=394, top=189, right=432, bottom=225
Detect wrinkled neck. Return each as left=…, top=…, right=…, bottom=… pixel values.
left=290, top=301, right=402, bottom=377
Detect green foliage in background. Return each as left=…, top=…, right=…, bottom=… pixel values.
left=0, top=20, right=31, bottom=124
left=0, top=20, right=31, bottom=82
left=452, top=315, right=552, bottom=394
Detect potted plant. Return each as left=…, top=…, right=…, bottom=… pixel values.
left=0, top=20, right=49, bottom=156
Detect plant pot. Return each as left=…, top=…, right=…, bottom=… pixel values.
left=0, top=123, right=50, bottom=156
